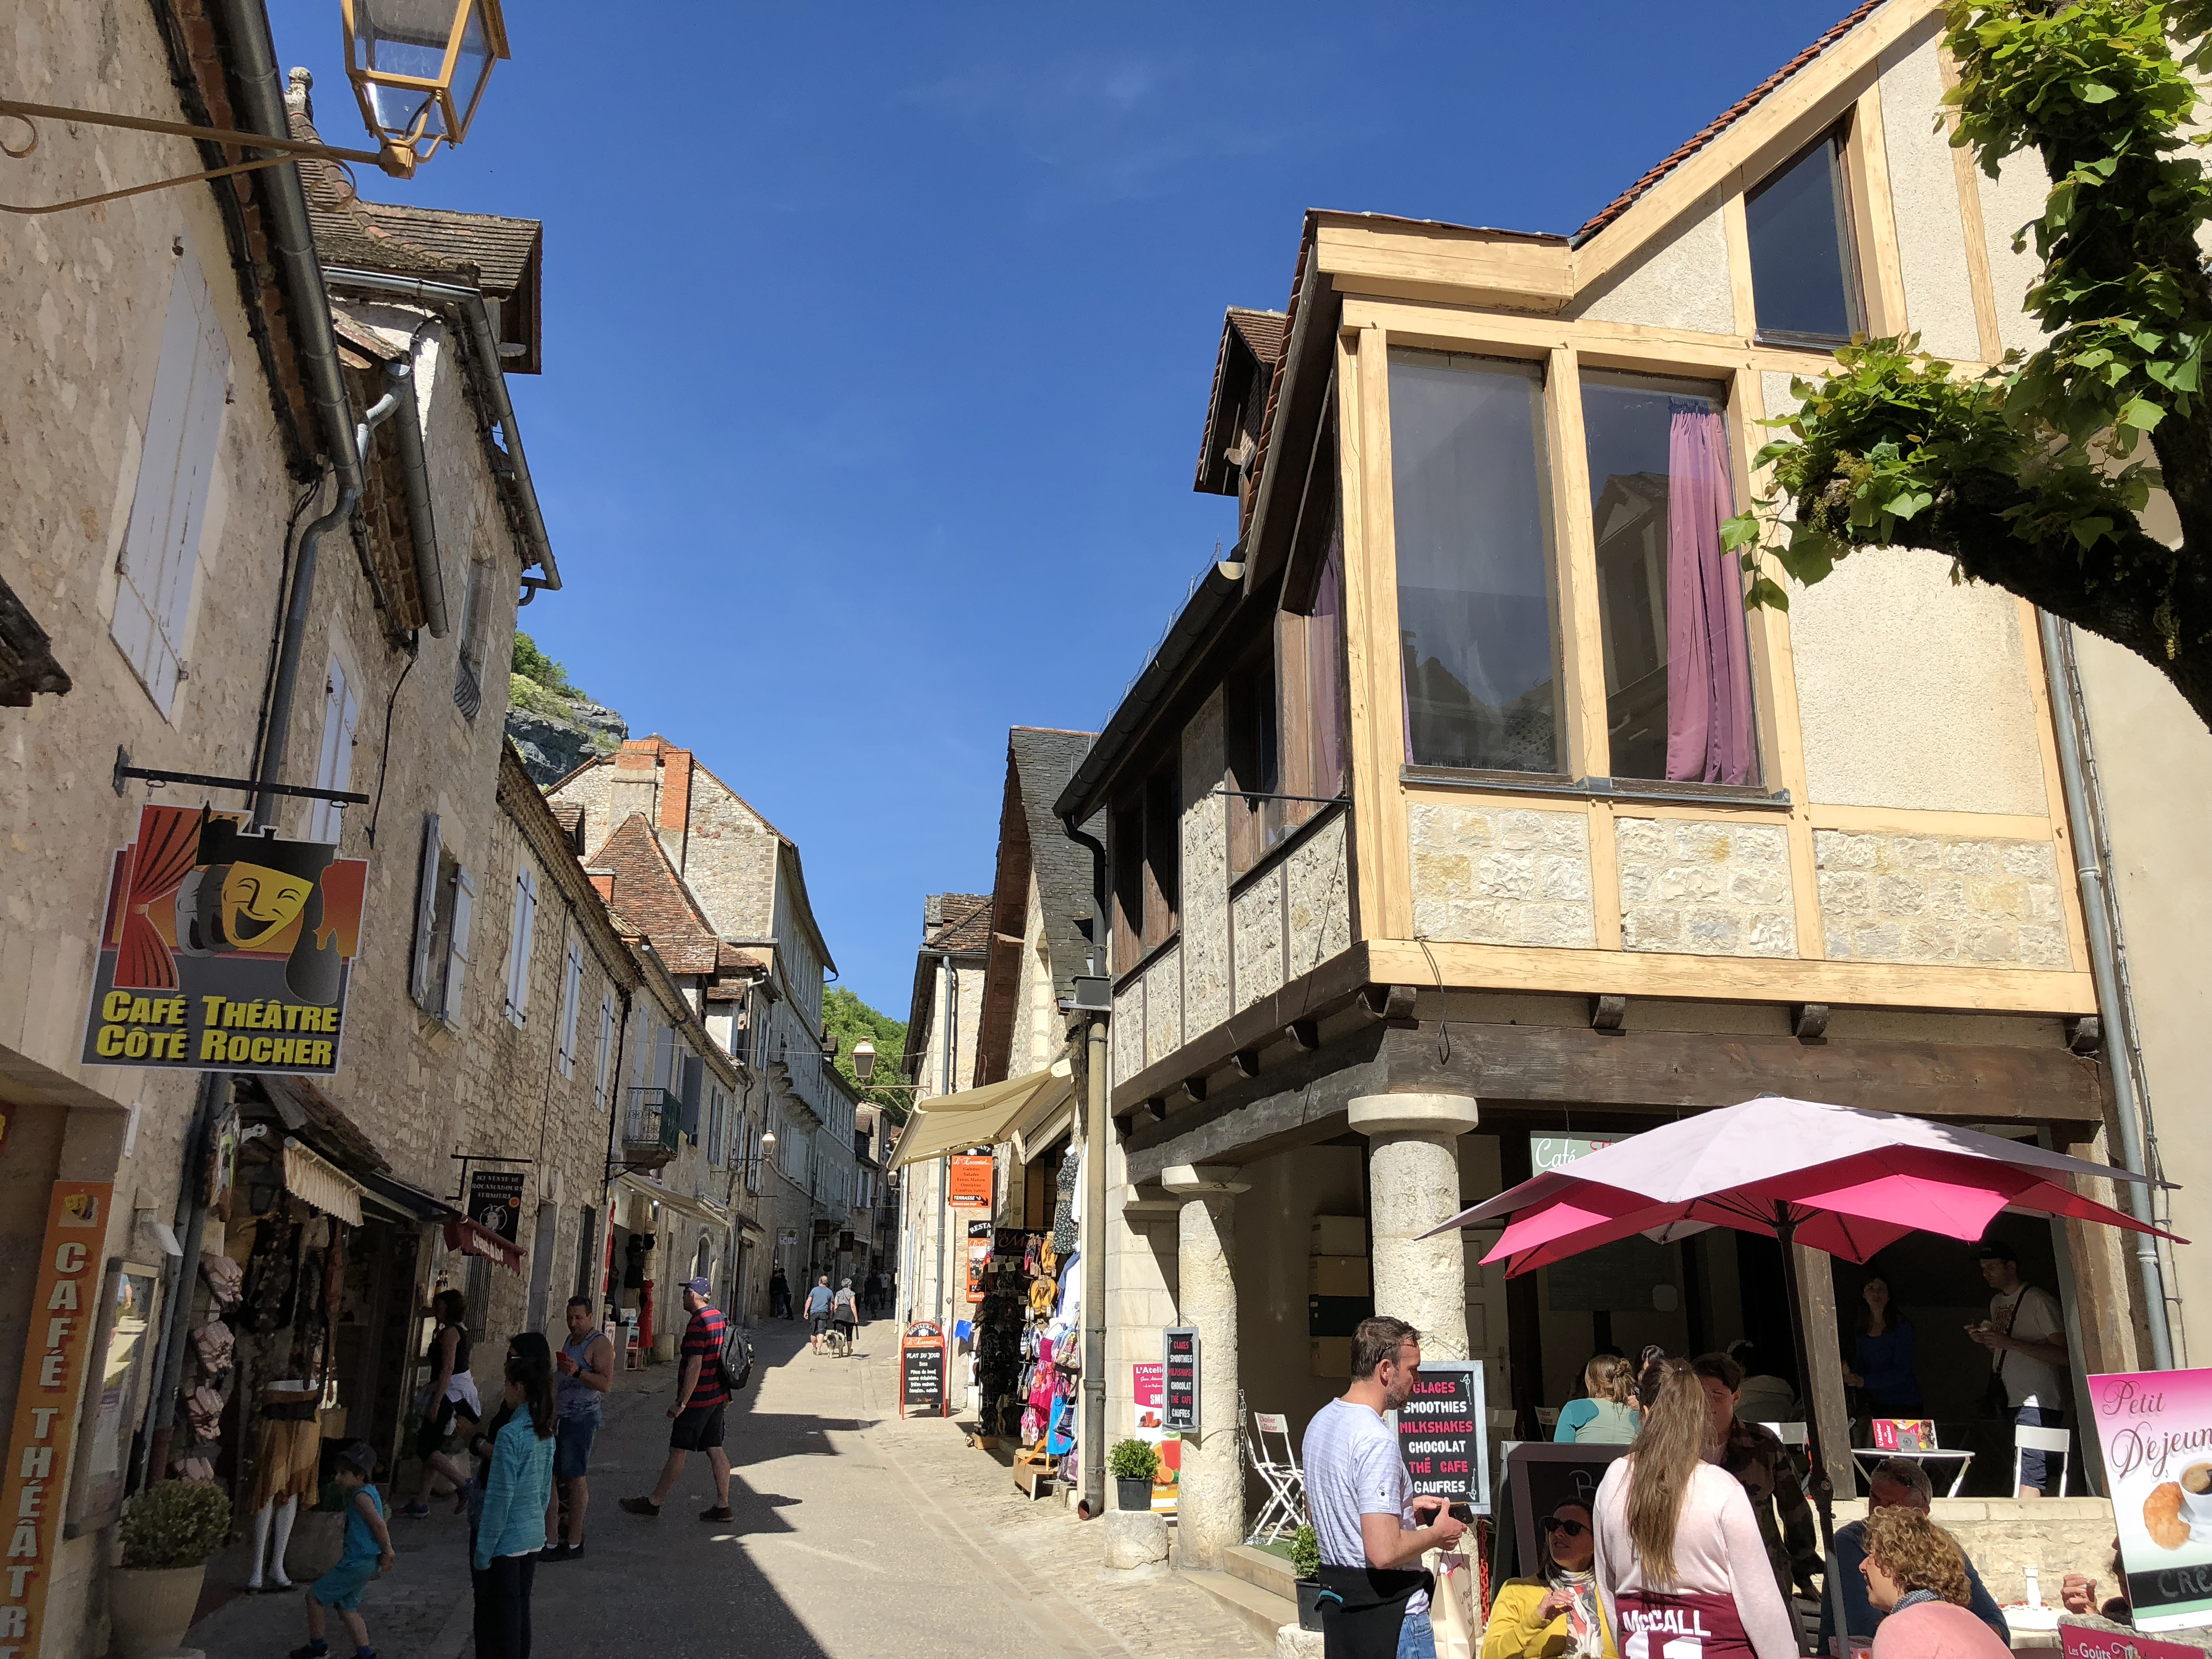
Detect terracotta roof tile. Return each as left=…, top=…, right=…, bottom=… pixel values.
left=1572, top=0, right=1886, bottom=245
left=356, top=202, right=541, bottom=294
left=587, top=813, right=722, bottom=975
left=923, top=893, right=993, bottom=954
left=1227, top=307, right=1287, bottom=365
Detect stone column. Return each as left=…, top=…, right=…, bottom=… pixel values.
left=1349, top=1093, right=1481, bottom=1360
left=1161, top=1162, right=1248, bottom=1571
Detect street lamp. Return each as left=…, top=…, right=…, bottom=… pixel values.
left=852, top=1038, right=877, bottom=1082
left=342, top=0, right=509, bottom=166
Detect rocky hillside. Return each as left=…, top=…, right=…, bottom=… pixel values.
left=506, top=632, right=627, bottom=786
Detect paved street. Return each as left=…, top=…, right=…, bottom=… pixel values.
left=188, top=1319, right=1269, bottom=1658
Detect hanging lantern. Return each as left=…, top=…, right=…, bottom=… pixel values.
left=340, top=0, right=509, bottom=167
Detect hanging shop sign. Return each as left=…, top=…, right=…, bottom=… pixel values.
left=0, top=1183, right=112, bottom=1657
left=2087, top=1366, right=2212, bottom=1631
left=80, top=806, right=367, bottom=1075
left=1162, top=1327, right=1199, bottom=1434
left=948, top=1154, right=994, bottom=1209
left=467, top=1168, right=526, bottom=1245
left=900, top=1321, right=948, bottom=1418
left=1391, top=1359, right=1490, bottom=1515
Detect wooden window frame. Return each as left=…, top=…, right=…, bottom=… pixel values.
left=1224, top=633, right=1280, bottom=879
left=1743, top=117, right=1867, bottom=352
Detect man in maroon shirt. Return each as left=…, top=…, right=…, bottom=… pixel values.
left=618, top=1278, right=734, bottom=1522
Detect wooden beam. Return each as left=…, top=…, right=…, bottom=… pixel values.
left=2016, top=599, right=2096, bottom=974
left=1849, top=84, right=1911, bottom=337
left=1794, top=1241, right=1859, bottom=1499
left=1314, top=217, right=1573, bottom=312
left=1937, top=40, right=2007, bottom=365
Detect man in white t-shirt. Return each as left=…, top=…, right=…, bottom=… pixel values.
left=1302, top=1316, right=1467, bottom=1659
left=1969, top=1240, right=2069, bottom=1497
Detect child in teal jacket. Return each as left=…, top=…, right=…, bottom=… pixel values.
left=472, top=1340, right=556, bottom=1659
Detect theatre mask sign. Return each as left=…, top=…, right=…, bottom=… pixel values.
left=81, top=805, right=367, bottom=1075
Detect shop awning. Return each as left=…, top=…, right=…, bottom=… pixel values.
left=1011, top=1086, right=1075, bottom=1166
left=891, top=1061, right=1073, bottom=1170
left=445, top=1217, right=525, bottom=1276
left=353, top=1167, right=460, bottom=1225
left=282, top=1137, right=366, bottom=1226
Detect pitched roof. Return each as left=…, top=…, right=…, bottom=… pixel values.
left=1227, top=307, right=1286, bottom=364
left=973, top=728, right=1099, bottom=1085
left=586, top=812, right=722, bottom=976
left=923, top=894, right=994, bottom=954
left=1196, top=307, right=1290, bottom=498
left=1572, top=0, right=1887, bottom=244
left=356, top=202, right=541, bottom=292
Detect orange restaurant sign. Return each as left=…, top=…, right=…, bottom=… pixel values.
left=947, top=1154, right=994, bottom=1209
left=1, top=1183, right=111, bottom=1658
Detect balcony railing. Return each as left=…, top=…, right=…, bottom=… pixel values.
left=453, top=653, right=482, bottom=719
left=622, top=1087, right=681, bottom=1168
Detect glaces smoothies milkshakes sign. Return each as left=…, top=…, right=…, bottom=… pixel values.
left=2090, top=1368, right=2212, bottom=1632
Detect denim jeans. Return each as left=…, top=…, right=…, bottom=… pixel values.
left=1397, top=1611, right=1438, bottom=1659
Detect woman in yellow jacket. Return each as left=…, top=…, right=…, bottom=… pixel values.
left=1481, top=1501, right=1616, bottom=1659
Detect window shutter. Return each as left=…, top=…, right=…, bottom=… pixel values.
left=308, top=660, right=358, bottom=844
left=594, top=991, right=615, bottom=1111
left=112, top=251, right=228, bottom=715
left=679, top=1054, right=703, bottom=1139
left=409, top=814, right=443, bottom=1008
left=558, top=941, right=583, bottom=1077
left=505, top=864, right=538, bottom=1026
left=442, top=864, right=475, bottom=1025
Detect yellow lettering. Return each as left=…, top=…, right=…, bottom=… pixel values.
left=126, top=998, right=152, bottom=1025
left=102, top=991, right=131, bottom=1022
left=122, top=1029, right=148, bottom=1060
left=249, top=1036, right=272, bottom=1065
left=94, top=1026, right=123, bottom=1058
left=222, top=1001, right=247, bottom=1029
left=164, top=997, right=185, bottom=1026
left=200, top=1030, right=228, bottom=1062
left=165, top=1031, right=187, bottom=1060
left=202, top=995, right=226, bottom=1025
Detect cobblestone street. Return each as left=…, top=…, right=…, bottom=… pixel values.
left=187, top=1320, right=1270, bottom=1658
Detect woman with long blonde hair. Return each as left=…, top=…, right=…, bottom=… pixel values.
left=1591, top=1359, right=1796, bottom=1659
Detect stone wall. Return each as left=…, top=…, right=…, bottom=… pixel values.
left=1285, top=813, right=1353, bottom=980
left=1144, top=945, right=1183, bottom=1068
left=1616, top=817, right=1797, bottom=957
left=1233, top=868, right=1286, bottom=1014
left=1407, top=801, right=1597, bottom=948
left=1814, top=829, right=2071, bottom=967
left=1181, top=691, right=1232, bottom=1038
left=1832, top=1496, right=2116, bottom=1609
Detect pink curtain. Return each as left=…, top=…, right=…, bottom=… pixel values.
left=1665, top=403, right=1756, bottom=784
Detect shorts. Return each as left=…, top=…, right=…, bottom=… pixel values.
left=833, top=1319, right=856, bottom=1342
left=310, top=1553, right=379, bottom=1613
left=670, top=1401, right=727, bottom=1452
left=811, top=1314, right=832, bottom=1335
left=415, top=1394, right=477, bottom=1462
left=554, top=1414, right=598, bottom=1480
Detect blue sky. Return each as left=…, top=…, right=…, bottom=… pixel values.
left=275, top=1, right=1855, bottom=1016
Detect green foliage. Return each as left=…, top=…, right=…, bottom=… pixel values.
left=117, top=1480, right=232, bottom=1569
left=822, top=987, right=913, bottom=1121
left=1733, top=0, right=2210, bottom=673
left=510, top=631, right=578, bottom=698
left=1108, top=1437, right=1160, bottom=1481
left=1292, top=1522, right=1321, bottom=1580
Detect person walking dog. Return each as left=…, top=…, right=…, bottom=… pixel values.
left=619, top=1279, right=735, bottom=1522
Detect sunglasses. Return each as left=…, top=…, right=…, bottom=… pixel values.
left=1541, top=1517, right=1589, bottom=1539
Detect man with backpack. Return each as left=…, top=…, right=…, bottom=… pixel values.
left=618, top=1278, right=735, bottom=1522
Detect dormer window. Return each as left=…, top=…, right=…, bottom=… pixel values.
left=1745, top=122, right=1863, bottom=347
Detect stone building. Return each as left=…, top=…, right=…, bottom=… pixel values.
left=894, top=891, right=991, bottom=1331
left=549, top=735, right=848, bottom=1318
left=0, top=3, right=563, bottom=1652
left=1057, top=0, right=2166, bottom=1585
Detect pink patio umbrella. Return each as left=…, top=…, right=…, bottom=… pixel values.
left=1422, top=1095, right=2181, bottom=1589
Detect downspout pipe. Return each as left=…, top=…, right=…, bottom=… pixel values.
left=318, top=267, right=560, bottom=592
left=383, top=359, right=448, bottom=637
left=1063, top=811, right=1111, bottom=1515
left=2037, top=610, right=2176, bottom=1369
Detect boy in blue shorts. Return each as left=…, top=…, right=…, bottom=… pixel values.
left=290, top=1443, right=393, bottom=1659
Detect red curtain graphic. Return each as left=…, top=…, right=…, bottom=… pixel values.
left=113, top=806, right=206, bottom=990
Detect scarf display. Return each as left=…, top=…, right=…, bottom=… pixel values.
left=1555, top=1569, right=1603, bottom=1659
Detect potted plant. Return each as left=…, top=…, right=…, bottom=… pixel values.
left=111, top=1479, right=231, bottom=1658
left=1107, top=1438, right=1159, bottom=1513
left=1292, top=1522, right=1326, bottom=1631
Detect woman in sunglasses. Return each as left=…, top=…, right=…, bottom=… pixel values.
left=1479, top=1502, right=1613, bottom=1659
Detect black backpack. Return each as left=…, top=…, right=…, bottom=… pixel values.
left=718, top=1323, right=754, bottom=1392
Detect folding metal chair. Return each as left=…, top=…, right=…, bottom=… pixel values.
left=2013, top=1423, right=2072, bottom=1496
left=1246, top=1410, right=1307, bottom=1545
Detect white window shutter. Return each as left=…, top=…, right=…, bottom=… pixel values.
left=505, top=864, right=538, bottom=1026
left=558, top=941, right=582, bottom=1077
left=409, top=814, right=443, bottom=1008
left=309, top=660, right=357, bottom=844
left=594, top=992, right=615, bottom=1111
left=442, top=864, right=474, bottom=1025
left=112, top=251, right=227, bottom=716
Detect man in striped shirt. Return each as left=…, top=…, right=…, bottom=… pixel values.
left=618, top=1278, right=734, bottom=1522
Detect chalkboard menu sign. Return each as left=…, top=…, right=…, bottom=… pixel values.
left=900, top=1321, right=947, bottom=1418
left=1391, top=1359, right=1490, bottom=1514
left=1162, top=1327, right=1199, bottom=1433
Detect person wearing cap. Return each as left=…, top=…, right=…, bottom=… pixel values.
left=619, top=1277, right=734, bottom=1522
left=1967, top=1240, right=2068, bottom=1497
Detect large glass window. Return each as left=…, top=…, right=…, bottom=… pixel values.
left=1745, top=124, right=1862, bottom=345
left=1583, top=373, right=1759, bottom=786
left=1390, top=349, right=1562, bottom=773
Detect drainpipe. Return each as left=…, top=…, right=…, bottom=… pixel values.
left=2037, top=610, right=2176, bottom=1369
left=1064, top=812, right=1111, bottom=1515
left=137, top=1072, right=221, bottom=1489
left=253, top=384, right=401, bottom=826
left=936, top=953, right=955, bottom=1337
left=383, top=359, right=448, bottom=637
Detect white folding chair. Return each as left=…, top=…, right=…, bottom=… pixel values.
left=1246, top=1410, right=1307, bottom=1544
left=2013, top=1423, right=2072, bottom=1496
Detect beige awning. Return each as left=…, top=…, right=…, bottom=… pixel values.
left=282, top=1137, right=364, bottom=1227
left=891, top=1061, right=1073, bottom=1169
left=1011, top=1083, right=1076, bottom=1165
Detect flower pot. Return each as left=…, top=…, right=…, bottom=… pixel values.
left=1297, top=1577, right=1327, bottom=1632
left=286, top=1510, right=345, bottom=1581
left=1115, top=1476, right=1153, bottom=1512
left=109, top=1563, right=208, bottom=1658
